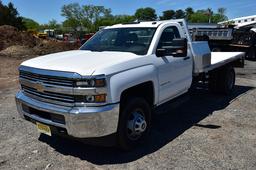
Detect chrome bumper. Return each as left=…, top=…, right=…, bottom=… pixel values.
left=15, top=91, right=120, bottom=138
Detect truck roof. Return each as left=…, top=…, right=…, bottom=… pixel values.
left=105, top=20, right=177, bottom=29
left=105, top=19, right=192, bottom=42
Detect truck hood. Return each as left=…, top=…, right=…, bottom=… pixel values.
left=21, top=50, right=141, bottom=75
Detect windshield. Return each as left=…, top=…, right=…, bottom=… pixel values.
left=80, top=28, right=156, bottom=55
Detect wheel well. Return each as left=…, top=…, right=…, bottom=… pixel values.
left=120, top=81, right=154, bottom=107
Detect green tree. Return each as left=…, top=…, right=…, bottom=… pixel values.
left=95, top=15, right=135, bottom=29
left=185, top=7, right=194, bottom=20
left=212, top=14, right=228, bottom=23
left=61, top=3, right=83, bottom=21
left=22, top=17, right=39, bottom=30
left=62, top=18, right=81, bottom=31
left=48, top=19, right=60, bottom=29
left=38, top=24, right=49, bottom=30
left=188, top=8, right=227, bottom=23
left=103, top=8, right=112, bottom=18
left=61, top=3, right=112, bottom=32
left=215, top=7, right=228, bottom=22
left=189, top=12, right=209, bottom=23
left=206, top=8, right=213, bottom=23
left=61, top=3, right=84, bottom=30
left=160, top=10, right=175, bottom=20
left=82, top=5, right=108, bottom=23
left=113, top=15, right=135, bottom=24
left=82, top=5, right=111, bottom=31
left=135, top=7, right=157, bottom=21
left=0, top=1, right=25, bottom=30
left=217, top=7, right=226, bottom=16
left=174, top=9, right=185, bottom=19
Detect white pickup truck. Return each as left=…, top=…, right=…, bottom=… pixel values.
left=16, top=19, right=244, bottom=150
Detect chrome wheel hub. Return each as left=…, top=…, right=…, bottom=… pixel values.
left=127, top=111, right=147, bottom=140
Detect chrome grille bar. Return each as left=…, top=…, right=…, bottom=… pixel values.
left=22, top=86, right=75, bottom=107
left=20, top=71, right=74, bottom=87
left=22, top=86, right=74, bottom=101
left=18, top=66, right=107, bottom=107
left=18, top=66, right=80, bottom=106
left=23, top=92, right=74, bottom=107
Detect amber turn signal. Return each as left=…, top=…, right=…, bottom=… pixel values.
left=94, top=94, right=106, bottom=102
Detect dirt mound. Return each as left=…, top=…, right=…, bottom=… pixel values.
left=34, top=40, right=79, bottom=56
left=0, top=25, right=79, bottom=58
left=0, top=25, right=17, bottom=32
left=0, top=25, right=40, bottom=50
left=0, top=42, right=79, bottom=59
left=0, top=25, right=79, bottom=61
left=0, top=45, right=37, bottom=58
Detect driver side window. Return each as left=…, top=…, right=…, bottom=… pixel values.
left=157, top=26, right=181, bottom=55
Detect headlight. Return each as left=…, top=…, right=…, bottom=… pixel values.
left=76, top=77, right=106, bottom=87
left=75, top=76, right=107, bottom=104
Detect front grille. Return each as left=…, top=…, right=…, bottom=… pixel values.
left=22, top=85, right=75, bottom=105
left=20, top=71, right=74, bottom=87
left=20, top=70, right=76, bottom=106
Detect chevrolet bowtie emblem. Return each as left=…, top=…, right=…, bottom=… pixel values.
left=35, top=81, right=44, bottom=93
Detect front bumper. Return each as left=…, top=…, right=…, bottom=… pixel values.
left=15, top=91, right=120, bottom=138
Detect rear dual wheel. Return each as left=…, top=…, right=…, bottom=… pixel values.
left=209, top=66, right=235, bottom=95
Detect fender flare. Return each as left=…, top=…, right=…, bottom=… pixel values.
left=109, top=65, right=158, bottom=104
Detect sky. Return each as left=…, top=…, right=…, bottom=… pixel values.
left=2, top=0, right=256, bottom=24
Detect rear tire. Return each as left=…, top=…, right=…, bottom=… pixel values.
left=209, top=70, right=220, bottom=93
left=248, top=47, right=256, bottom=60
left=117, top=97, right=151, bottom=151
left=219, top=66, right=235, bottom=95
left=209, top=66, right=235, bottom=95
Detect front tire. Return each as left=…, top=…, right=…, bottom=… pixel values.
left=117, top=97, right=151, bottom=151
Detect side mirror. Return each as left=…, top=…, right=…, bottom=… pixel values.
left=171, top=38, right=187, bottom=57
left=156, top=48, right=166, bottom=57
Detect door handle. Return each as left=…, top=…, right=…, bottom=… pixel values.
left=183, top=57, right=190, bottom=60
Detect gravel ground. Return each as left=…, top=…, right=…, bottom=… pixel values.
left=0, top=60, right=256, bottom=170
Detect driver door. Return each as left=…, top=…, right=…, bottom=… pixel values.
left=157, top=26, right=192, bottom=104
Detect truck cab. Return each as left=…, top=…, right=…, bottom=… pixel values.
left=16, top=19, right=244, bottom=150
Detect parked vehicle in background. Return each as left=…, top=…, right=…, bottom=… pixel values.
left=44, top=29, right=55, bottom=38
left=81, top=33, right=95, bottom=45
left=37, top=32, right=47, bottom=39
left=189, top=15, right=256, bottom=60
left=16, top=19, right=244, bottom=150
left=219, top=15, right=256, bottom=29
left=63, top=33, right=77, bottom=43
left=55, top=34, right=64, bottom=40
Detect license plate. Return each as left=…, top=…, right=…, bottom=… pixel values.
left=36, top=122, right=51, bottom=136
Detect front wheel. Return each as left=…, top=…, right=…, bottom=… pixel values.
left=117, top=97, right=151, bottom=150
